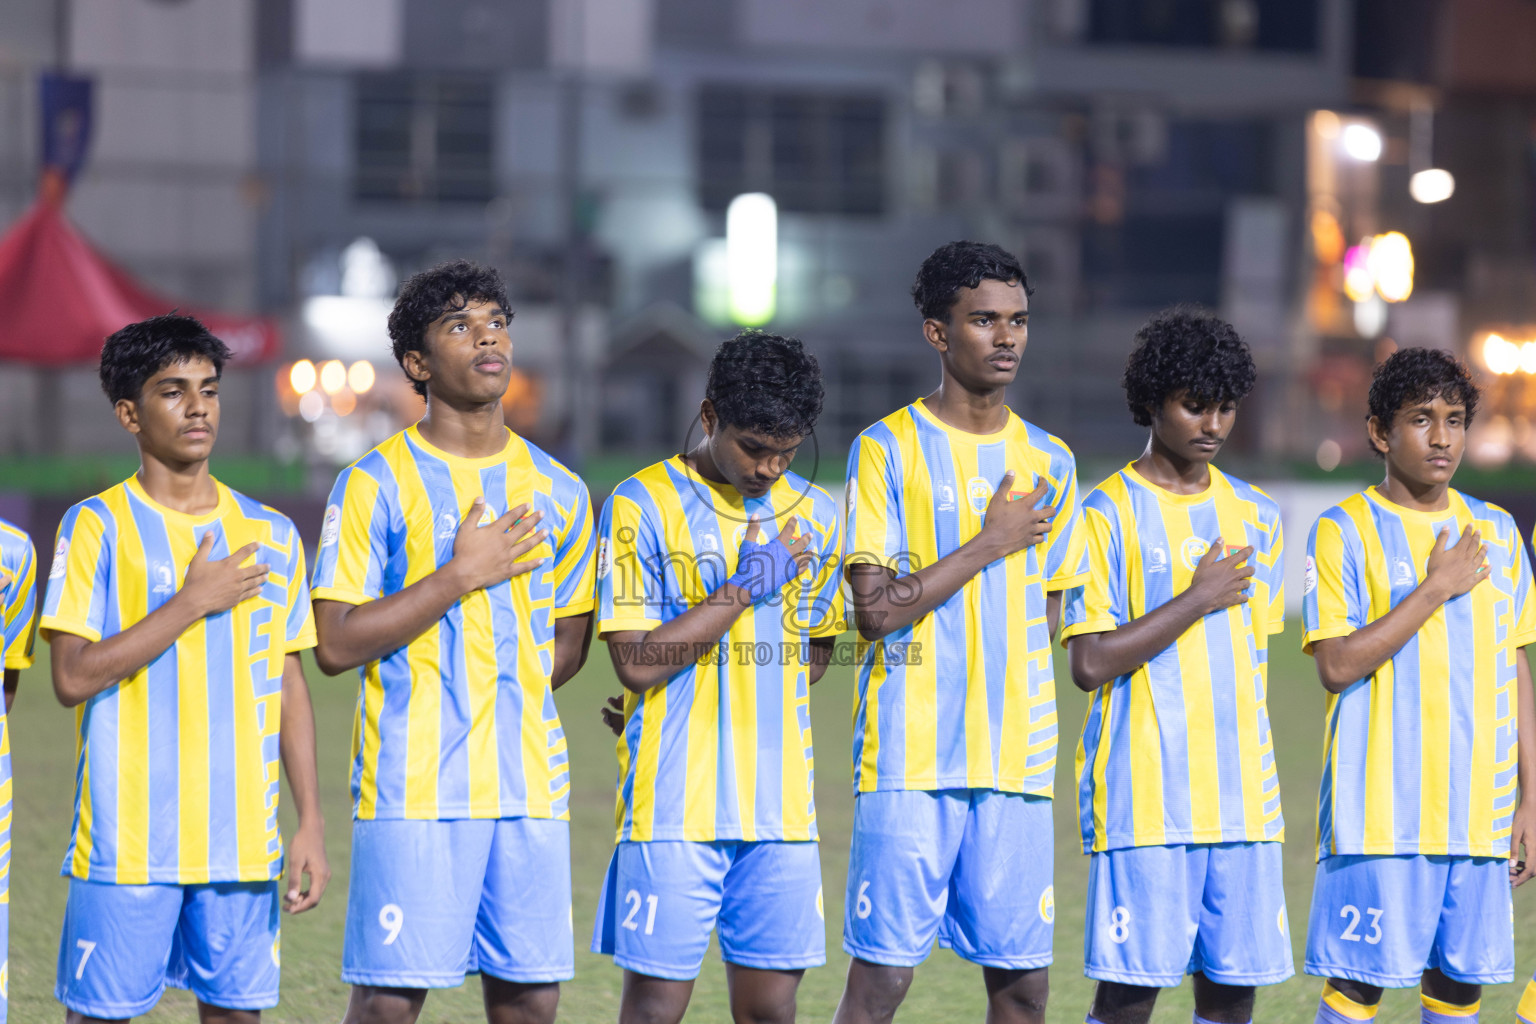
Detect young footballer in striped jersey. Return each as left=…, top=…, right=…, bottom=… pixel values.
left=591, top=331, right=842, bottom=1024
left=44, top=315, right=328, bottom=1021
left=1061, top=308, right=1291, bottom=1024
left=1302, top=348, right=1536, bottom=1024
left=0, top=516, right=38, bottom=1024
left=311, top=261, right=596, bottom=1024
left=834, top=242, right=1088, bottom=1024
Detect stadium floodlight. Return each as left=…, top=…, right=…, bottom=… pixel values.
left=1409, top=168, right=1455, bottom=204
left=289, top=359, right=317, bottom=395
left=1341, top=123, right=1382, bottom=162
left=726, top=192, right=777, bottom=326
left=348, top=360, right=376, bottom=394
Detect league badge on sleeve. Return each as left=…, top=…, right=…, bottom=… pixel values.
left=320, top=504, right=342, bottom=548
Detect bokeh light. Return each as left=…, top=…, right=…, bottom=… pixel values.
left=348, top=360, right=376, bottom=394
left=319, top=359, right=347, bottom=396
left=289, top=359, right=317, bottom=395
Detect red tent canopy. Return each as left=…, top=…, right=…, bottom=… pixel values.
left=0, top=199, right=280, bottom=366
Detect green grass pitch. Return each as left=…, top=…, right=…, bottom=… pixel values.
left=7, top=631, right=1535, bottom=1022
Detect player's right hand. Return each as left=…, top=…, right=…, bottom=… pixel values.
left=979, top=473, right=1053, bottom=558
left=728, top=515, right=814, bottom=603
left=1185, top=537, right=1255, bottom=615
left=449, top=498, right=547, bottom=594
left=180, top=533, right=269, bottom=617
left=1425, top=525, right=1489, bottom=601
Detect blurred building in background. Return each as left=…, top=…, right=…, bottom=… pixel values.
left=254, top=0, right=1352, bottom=471
left=0, top=0, right=272, bottom=457
left=4, top=0, right=1536, bottom=483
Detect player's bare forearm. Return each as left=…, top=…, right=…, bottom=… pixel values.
left=49, top=594, right=208, bottom=706
left=551, top=612, right=594, bottom=690
left=1311, top=583, right=1451, bottom=693
left=1513, top=647, right=1536, bottom=886
left=808, top=636, right=835, bottom=685
left=846, top=539, right=1002, bottom=642
left=1067, top=590, right=1210, bottom=691
left=3, top=668, right=15, bottom=713
left=279, top=654, right=324, bottom=830
left=606, top=583, right=755, bottom=692
left=312, top=571, right=472, bottom=674
left=278, top=652, right=329, bottom=912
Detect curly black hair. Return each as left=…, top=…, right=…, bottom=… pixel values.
left=98, top=314, right=232, bottom=405
left=387, top=259, right=512, bottom=398
left=1367, top=347, right=1480, bottom=458
left=911, top=241, right=1032, bottom=323
left=1122, top=306, right=1256, bottom=427
left=706, top=330, right=824, bottom=439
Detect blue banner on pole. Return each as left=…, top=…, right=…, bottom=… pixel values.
left=39, top=72, right=93, bottom=183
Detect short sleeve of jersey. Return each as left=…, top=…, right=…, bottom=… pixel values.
left=311, top=464, right=391, bottom=606
left=1261, top=511, right=1286, bottom=636
left=845, top=434, right=900, bottom=567
left=553, top=478, right=597, bottom=617
left=1303, top=512, right=1361, bottom=654
left=596, top=488, right=665, bottom=635
left=1060, top=500, right=1123, bottom=644
left=1511, top=525, right=1536, bottom=649
left=1041, top=448, right=1090, bottom=591
left=2, top=531, right=38, bottom=669
left=284, top=528, right=318, bottom=653
left=807, top=503, right=846, bottom=639
left=40, top=504, right=111, bottom=643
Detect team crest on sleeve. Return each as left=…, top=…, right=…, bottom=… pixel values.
left=1303, top=555, right=1317, bottom=595
left=1038, top=885, right=1054, bottom=923
left=966, top=477, right=992, bottom=513
left=49, top=536, right=68, bottom=578
left=1180, top=536, right=1210, bottom=570
left=597, top=536, right=611, bottom=579
left=320, top=504, right=341, bottom=547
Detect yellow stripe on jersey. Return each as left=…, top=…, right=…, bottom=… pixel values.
left=311, top=425, right=596, bottom=822
left=1303, top=487, right=1536, bottom=858
left=844, top=400, right=1087, bottom=795
left=40, top=477, right=315, bottom=884
left=1062, top=464, right=1285, bottom=852
left=597, top=457, right=844, bottom=843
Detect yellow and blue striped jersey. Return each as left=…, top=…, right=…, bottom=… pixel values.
left=40, top=477, right=315, bottom=884
left=597, top=456, right=843, bottom=842
left=0, top=517, right=38, bottom=909
left=1303, top=486, right=1536, bottom=859
left=1062, top=464, right=1285, bottom=853
left=311, top=425, right=596, bottom=822
left=844, top=399, right=1089, bottom=795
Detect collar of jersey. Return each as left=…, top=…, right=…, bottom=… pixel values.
left=405, top=423, right=516, bottom=468
left=1364, top=484, right=1463, bottom=521
left=1122, top=462, right=1223, bottom=506
left=667, top=454, right=760, bottom=509
left=911, top=397, right=1016, bottom=441
left=124, top=473, right=232, bottom=525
